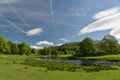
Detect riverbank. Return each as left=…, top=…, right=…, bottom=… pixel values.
left=79, top=54, right=120, bottom=61
left=0, top=54, right=120, bottom=80
left=37, top=54, right=120, bottom=61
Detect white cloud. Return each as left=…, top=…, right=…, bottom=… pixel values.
left=36, top=40, right=54, bottom=47
left=30, top=46, right=43, bottom=49
left=93, top=7, right=120, bottom=19
left=78, top=13, right=120, bottom=34
left=59, top=38, right=69, bottom=42
left=31, top=40, right=54, bottom=49
left=78, top=7, right=120, bottom=39
left=31, top=42, right=64, bottom=49
left=26, top=28, right=43, bottom=36
left=56, top=43, right=64, bottom=46
left=110, top=27, right=120, bottom=39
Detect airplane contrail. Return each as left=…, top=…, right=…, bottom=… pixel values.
left=50, top=0, right=55, bottom=24
left=5, top=0, right=29, bottom=27
left=0, top=15, right=25, bottom=33
left=7, top=19, right=25, bottom=33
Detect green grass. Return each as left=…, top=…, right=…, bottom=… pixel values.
left=0, top=54, right=120, bottom=80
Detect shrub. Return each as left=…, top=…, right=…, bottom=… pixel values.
left=23, top=56, right=79, bottom=72
left=23, top=56, right=118, bottom=72
left=83, top=64, right=118, bottom=72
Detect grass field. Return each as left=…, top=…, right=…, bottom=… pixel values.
left=0, top=54, right=120, bottom=80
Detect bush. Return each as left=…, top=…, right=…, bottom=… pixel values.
left=83, top=64, right=118, bottom=72
left=23, top=56, right=118, bottom=72
left=23, top=57, right=79, bottom=72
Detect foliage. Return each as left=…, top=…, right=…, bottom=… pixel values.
left=0, top=35, right=32, bottom=55
left=83, top=64, right=117, bottom=72
left=19, top=42, right=31, bottom=55
left=0, top=35, right=11, bottom=54
left=31, top=48, right=37, bottom=54
left=38, top=42, right=80, bottom=56
left=37, top=34, right=120, bottom=57
left=23, top=56, right=118, bottom=72
left=8, top=41, right=20, bottom=54
left=79, top=37, right=96, bottom=56
left=1, top=34, right=120, bottom=57
left=101, top=35, right=120, bottom=54
left=39, top=47, right=51, bottom=55
left=23, top=56, right=79, bottom=72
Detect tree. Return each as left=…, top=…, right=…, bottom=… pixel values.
left=31, top=48, right=37, bottom=54
left=8, top=41, right=20, bottom=54
left=51, top=49, right=59, bottom=56
left=0, top=35, right=11, bottom=54
left=39, top=47, right=51, bottom=55
left=101, top=34, right=119, bottom=54
left=79, top=37, right=96, bottom=56
left=19, top=42, right=31, bottom=55
left=94, top=40, right=105, bottom=55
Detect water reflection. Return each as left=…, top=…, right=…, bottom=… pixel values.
left=36, top=58, right=120, bottom=66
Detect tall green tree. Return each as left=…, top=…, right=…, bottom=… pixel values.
left=101, top=34, right=119, bottom=54
left=19, top=42, right=31, bottom=55
left=31, top=48, right=37, bottom=54
left=0, top=35, right=11, bottom=54
left=79, top=37, right=96, bottom=56
left=51, top=49, right=59, bottom=56
left=39, top=47, right=51, bottom=55
left=94, top=40, right=104, bottom=55
left=8, top=41, right=20, bottom=54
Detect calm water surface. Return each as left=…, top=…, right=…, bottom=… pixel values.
left=36, top=58, right=120, bottom=66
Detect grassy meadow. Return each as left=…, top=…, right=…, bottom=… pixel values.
left=0, top=54, right=120, bottom=80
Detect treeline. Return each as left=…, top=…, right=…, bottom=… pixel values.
left=38, top=34, right=120, bottom=57
left=0, top=35, right=31, bottom=55
left=37, top=42, right=80, bottom=56
left=1, top=34, right=120, bottom=57
left=77, top=34, right=120, bottom=56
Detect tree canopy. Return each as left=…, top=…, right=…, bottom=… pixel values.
left=0, top=35, right=31, bottom=55
left=0, top=35, right=11, bottom=54
left=0, top=34, right=120, bottom=57
left=79, top=37, right=96, bottom=56
left=101, top=35, right=119, bottom=54
left=38, top=34, right=120, bottom=57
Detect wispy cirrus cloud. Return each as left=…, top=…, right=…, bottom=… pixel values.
left=66, top=8, right=87, bottom=17
left=0, top=14, right=25, bottom=33
left=78, top=6, right=120, bottom=39
left=56, top=8, right=87, bottom=17
left=0, top=0, right=22, bottom=4
left=93, top=7, right=120, bottom=19
left=5, top=0, right=29, bottom=27
left=1, top=29, right=8, bottom=33
left=26, top=28, right=43, bottom=36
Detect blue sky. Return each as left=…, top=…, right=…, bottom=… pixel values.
left=0, top=0, right=120, bottom=49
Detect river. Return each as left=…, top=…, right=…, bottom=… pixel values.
left=35, top=58, right=120, bottom=66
